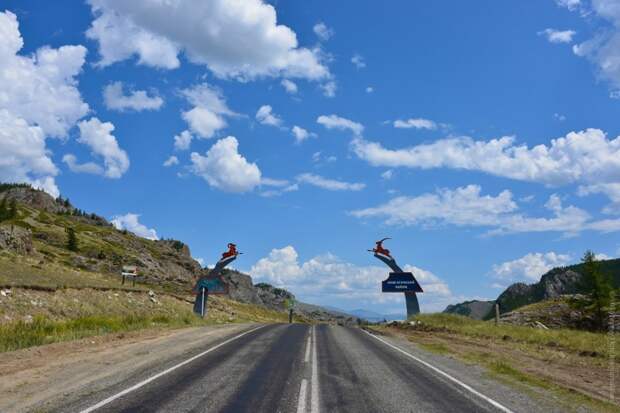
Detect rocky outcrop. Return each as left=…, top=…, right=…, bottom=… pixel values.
left=0, top=186, right=70, bottom=214
left=499, top=295, right=620, bottom=330
left=0, top=224, right=34, bottom=255
left=496, top=269, right=585, bottom=315
left=443, top=300, right=495, bottom=320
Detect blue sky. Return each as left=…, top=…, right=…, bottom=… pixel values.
left=1, top=0, right=619, bottom=315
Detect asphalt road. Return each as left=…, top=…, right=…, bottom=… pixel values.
left=63, top=324, right=545, bottom=413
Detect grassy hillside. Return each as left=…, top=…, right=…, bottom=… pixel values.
left=0, top=285, right=296, bottom=352
left=0, top=184, right=310, bottom=352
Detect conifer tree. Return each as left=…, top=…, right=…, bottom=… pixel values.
left=66, top=227, right=79, bottom=252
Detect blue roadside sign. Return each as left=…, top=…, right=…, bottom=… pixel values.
left=381, top=272, right=423, bottom=293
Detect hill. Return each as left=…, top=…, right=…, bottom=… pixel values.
left=443, top=257, right=619, bottom=323
left=443, top=300, right=495, bottom=320
left=0, top=184, right=352, bottom=342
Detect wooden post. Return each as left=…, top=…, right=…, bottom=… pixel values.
left=121, top=274, right=125, bottom=285
left=495, top=303, right=500, bottom=325
left=289, top=308, right=293, bottom=323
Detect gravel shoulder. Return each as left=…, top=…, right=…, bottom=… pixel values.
left=0, top=323, right=258, bottom=412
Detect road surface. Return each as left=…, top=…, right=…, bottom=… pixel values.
left=60, top=324, right=552, bottom=413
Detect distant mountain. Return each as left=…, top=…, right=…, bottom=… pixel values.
left=349, top=309, right=405, bottom=322
left=443, top=300, right=495, bottom=320
left=443, top=258, right=620, bottom=320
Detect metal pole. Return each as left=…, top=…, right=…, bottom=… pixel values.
left=201, top=287, right=206, bottom=318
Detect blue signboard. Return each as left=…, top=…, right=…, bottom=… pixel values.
left=382, top=272, right=423, bottom=293
left=195, top=276, right=229, bottom=295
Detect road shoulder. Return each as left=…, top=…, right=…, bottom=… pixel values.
left=367, top=325, right=619, bottom=413
left=0, top=323, right=259, bottom=412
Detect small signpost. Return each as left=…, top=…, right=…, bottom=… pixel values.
left=285, top=298, right=296, bottom=323
left=121, top=265, right=139, bottom=286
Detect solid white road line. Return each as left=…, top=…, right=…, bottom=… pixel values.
left=79, top=325, right=266, bottom=413
left=363, top=330, right=514, bottom=413
left=296, top=379, right=308, bottom=413
left=310, top=326, right=319, bottom=413
left=304, top=331, right=311, bottom=363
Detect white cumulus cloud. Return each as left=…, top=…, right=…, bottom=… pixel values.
left=256, top=105, right=283, bottom=127
left=180, top=83, right=233, bottom=139
left=163, top=156, right=179, bottom=167
left=317, top=114, right=364, bottom=136
left=492, top=252, right=572, bottom=282
left=539, top=28, right=576, bottom=44
left=351, top=185, right=620, bottom=235
left=281, top=79, right=298, bottom=94
left=111, top=213, right=158, bottom=240
left=320, top=80, right=337, bottom=98
left=297, top=173, right=365, bottom=191
left=291, top=126, right=315, bottom=143
left=250, top=245, right=454, bottom=313
left=86, top=0, right=329, bottom=80
left=76, top=118, right=130, bottom=179
left=62, top=154, right=104, bottom=175
left=190, top=136, right=261, bottom=193
left=393, top=118, right=437, bottom=130
left=0, top=11, right=90, bottom=196
left=173, top=130, right=193, bottom=151
left=351, top=54, right=366, bottom=68
left=313, top=22, right=333, bottom=42
left=572, top=0, right=620, bottom=96
left=103, top=81, right=163, bottom=112
left=351, top=129, right=620, bottom=191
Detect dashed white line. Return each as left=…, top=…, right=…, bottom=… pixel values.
left=79, top=325, right=266, bottom=413
left=363, top=330, right=514, bottom=413
left=296, top=379, right=308, bottom=413
left=298, top=325, right=320, bottom=413
left=310, top=326, right=319, bottom=413
left=304, top=332, right=311, bottom=363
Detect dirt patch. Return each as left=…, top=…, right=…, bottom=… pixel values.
left=0, top=323, right=255, bottom=412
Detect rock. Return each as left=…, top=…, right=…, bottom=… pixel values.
left=0, top=224, right=34, bottom=255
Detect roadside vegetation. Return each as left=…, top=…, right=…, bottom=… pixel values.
left=411, top=313, right=615, bottom=360
left=0, top=286, right=291, bottom=353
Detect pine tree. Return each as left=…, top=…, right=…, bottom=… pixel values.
left=0, top=198, right=7, bottom=222
left=8, top=199, right=17, bottom=219
left=581, top=250, right=613, bottom=331
left=66, top=227, right=79, bottom=252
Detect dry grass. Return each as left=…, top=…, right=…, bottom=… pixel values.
left=413, top=313, right=616, bottom=360
left=0, top=287, right=290, bottom=352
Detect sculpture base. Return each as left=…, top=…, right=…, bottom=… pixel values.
left=405, top=292, right=420, bottom=318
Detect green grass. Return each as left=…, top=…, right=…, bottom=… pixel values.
left=0, top=314, right=203, bottom=352
left=418, top=341, right=451, bottom=355
left=413, top=313, right=616, bottom=360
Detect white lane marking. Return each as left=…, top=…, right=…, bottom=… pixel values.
left=296, top=379, right=308, bottom=413
left=304, top=330, right=312, bottom=363
left=79, top=325, right=266, bottom=413
left=363, top=330, right=514, bottom=413
left=310, top=326, right=319, bottom=413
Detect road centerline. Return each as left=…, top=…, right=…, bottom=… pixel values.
left=311, top=325, right=320, bottom=413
